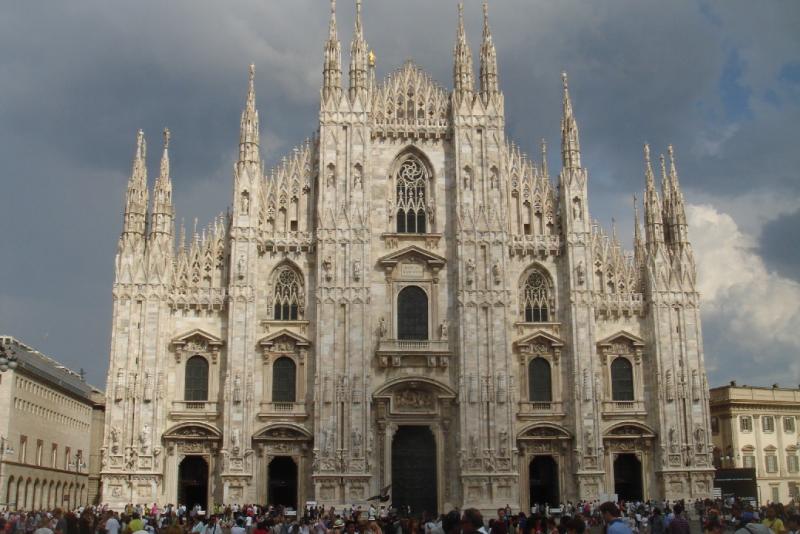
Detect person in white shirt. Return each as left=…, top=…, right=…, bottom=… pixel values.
left=232, top=518, right=247, bottom=534
left=105, top=514, right=121, bottom=534
left=34, top=518, right=54, bottom=534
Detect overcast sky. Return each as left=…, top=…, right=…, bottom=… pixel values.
left=1, top=1, right=798, bottom=388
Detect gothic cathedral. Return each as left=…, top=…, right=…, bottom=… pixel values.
left=101, top=1, right=714, bottom=513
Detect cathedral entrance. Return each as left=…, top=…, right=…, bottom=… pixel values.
left=178, top=456, right=208, bottom=509
left=268, top=456, right=298, bottom=509
left=529, top=455, right=559, bottom=507
left=613, top=454, right=643, bottom=501
left=391, top=426, right=437, bottom=516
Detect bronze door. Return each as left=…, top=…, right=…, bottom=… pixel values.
left=391, top=425, right=437, bottom=516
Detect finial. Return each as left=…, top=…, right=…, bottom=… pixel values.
left=659, top=153, right=667, bottom=178
left=356, top=0, right=362, bottom=31
left=163, top=128, right=171, bottom=149
left=562, top=71, right=568, bottom=90
left=136, top=129, right=146, bottom=159
left=644, top=143, right=651, bottom=164
left=668, top=144, right=677, bottom=175
left=483, top=1, right=490, bottom=34
left=368, top=49, right=376, bottom=67
left=458, top=3, right=465, bottom=33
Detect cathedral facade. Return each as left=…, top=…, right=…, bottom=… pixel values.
left=100, top=1, right=714, bottom=514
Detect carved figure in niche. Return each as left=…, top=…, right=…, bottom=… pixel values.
left=126, top=448, right=138, bottom=470
left=237, top=253, right=246, bottom=279
left=427, top=200, right=435, bottom=223
left=322, top=256, right=333, bottom=282
left=440, top=319, right=448, bottom=340
left=498, top=431, right=508, bottom=456
left=593, top=372, right=601, bottom=400
left=138, top=425, right=150, bottom=454
left=470, top=435, right=479, bottom=457
left=352, top=259, right=362, bottom=282
left=490, top=168, right=499, bottom=189
left=142, top=372, right=152, bottom=402
left=572, top=197, right=582, bottom=221
left=694, top=427, right=706, bottom=452
left=465, top=258, right=476, bottom=285
left=233, top=374, right=242, bottom=403
left=115, top=370, right=125, bottom=402
left=326, top=165, right=336, bottom=188
left=584, top=429, right=593, bottom=454
left=326, top=429, right=335, bottom=456
left=351, top=428, right=362, bottom=452
left=669, top=427, right=678, bottom=453
left=353, top=165, right=363, bottom=189
left=110, top=428, right=120, bottom=455
left=241, top=191, right=250, bottom=214
left=492, top=263, right=501, bottom=285
left=463, top=168, right=472, bottom=189
left=231, top=428, right=241, bottom=453
left=378, top=317, right=388, bottom=339
left=576, top=261, right=586, bottom=286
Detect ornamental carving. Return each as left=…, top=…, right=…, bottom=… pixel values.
left=394, top=388, right=435, bottom=410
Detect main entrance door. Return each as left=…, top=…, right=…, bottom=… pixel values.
left=613, top=453, right=643, bottom=501
left=178, top=456, right=209, bottom=509
left=392, top=426, right=437, bottom=516
left=268, top=456, right=298, bottom=509
left=529, top=455, right=559, bottom=507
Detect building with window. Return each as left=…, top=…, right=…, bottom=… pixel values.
left=710, top=384, right=800, bottom=504
left=101, top=2, right=714, bottom=513
left=0, top=336, right=105, bottom=510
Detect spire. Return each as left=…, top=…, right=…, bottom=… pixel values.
left=643, top=143, right=664, bottom=251
left=453, top=3, right=474, bottom=99
left=560, top=72, right=581, bottom=169
left=348, top=0, right=369, bottom=101
left=239, top=64, right=260, bottom=164
left=479, top=0, right=499, bottom=102
left=151, top=128, right=174, bottom=238
left=540, top=138, right=549, bottom=178
left=323, top=0, right=342, bottom=101
left=123, top=129, right=149, bottom=237
left=667, top=144, right=689, bottom=245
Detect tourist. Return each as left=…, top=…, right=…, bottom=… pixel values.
left=650, top=508, right=665, bottom=534
left=666, top=503, right=690, bottom=534
left=785, top=514, right=800, bottom=534
left=599, top=502, right=632, bottom=534
left=461, top=509, right=488, bottom=534
left=763, top=505, right=787, bottom=534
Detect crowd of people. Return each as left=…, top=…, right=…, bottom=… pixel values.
left=0, top=498, right=798, bottom=534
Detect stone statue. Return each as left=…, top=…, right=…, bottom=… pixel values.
left=498, top=431, right=508, bottom=456
left=352, top=259, right=362, bottom=282
left=139, top=424, right=150, bottom=454
left=669, top=427, right=678, bottom=453
left=378, top=317, right=388, bottom=339
left=465, top=258, right=475, bottom=285
left=351, top=428, right=363, bottom=452
left=237, top=253, right=246, bottom=279
left=241, top=192, right=250, bottom=214
left=233, top=374, right=242, bottom=403
left=110, top=427, right=120, bottom=455
left=440, top=319, right=448, bottom=340
left=470, top=435, right=479, bottom=458
left=576, top=261, right=585, bottom=286
left=353, top=165, right=362, bottom=189
left=231, top=428, right=241, bottom=452
left=492, top=263, right=501, bottom=285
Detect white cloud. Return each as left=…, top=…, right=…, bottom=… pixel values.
left=688, top=203, right=800, bottom=383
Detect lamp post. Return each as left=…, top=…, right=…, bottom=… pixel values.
left=68, top=452, right=87, bottom=510
left=0, top=435, right=16, bottom=508
left=0, top=343, right=19, bottom=372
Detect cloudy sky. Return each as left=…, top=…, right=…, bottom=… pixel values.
left=1, top=1, right=798, bottom=388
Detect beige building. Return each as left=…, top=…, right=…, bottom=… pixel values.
left=0, top=336, right=105, bottom=510
left=710, top=384, right=800, bottom=504
left=101, top=1, right=714, bottom=513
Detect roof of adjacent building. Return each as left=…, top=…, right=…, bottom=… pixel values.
left=709, top=382, right=800, bottom=408
left=1, top=335, right=104, bottom=404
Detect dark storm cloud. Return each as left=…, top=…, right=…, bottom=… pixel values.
left=1, top=0, right=798, bottom=386
left=760, top=209, right=800, bottom=282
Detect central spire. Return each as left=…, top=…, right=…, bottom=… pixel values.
left=151, top=128, right=174, bottom=239
left=239, top=64, right=260, bottom=164
left=123, top=130, right=149, bottom=237
left=323, top=0, right=342, bottom=101
left=560, top=72, right=581, bottom=169
left=349, top=0, right=369, bottom=102
left=479, top=1, right=499, bottom=101
left=453, top=3, right=474, bottom=100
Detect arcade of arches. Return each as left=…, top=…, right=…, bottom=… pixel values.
left=4, top=475, right=87, bottom=511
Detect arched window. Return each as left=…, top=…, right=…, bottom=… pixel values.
left=522, top=270, right=552, bottom=322
left=611, top=357, right=634, bottom=401
left=528, top=357, right=552, bottom=402
left=184, top=356, right=209, bottom=401
left=395, top=156, right=428, bottom=234
left=272, top=357, right=297, bottom=403
left=273, top=267, right=303, bottom=320
left=397, top=286, right=428, bottom=340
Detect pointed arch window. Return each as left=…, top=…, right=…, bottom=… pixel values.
left=610, top=357, right=634, bottom=401
left=528, top=357, right=552, bottom=402
left=522, top=269, right=552, bottom=322
left=273, top=267, right=303, bottom=321
left=184, top=356, right=209, bottom=401
left=272, top=357, right=297, bottom=403
left=395, top=155, right=428, bottom=234
left=397, top=286, right=428, bottom=340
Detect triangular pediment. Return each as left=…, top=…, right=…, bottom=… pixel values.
left=377, top=245, right=446, bottom=268
left=171, top=328, right=224, bottom=347
left=597, top=330, right=645, bottom=348
left=257, top=328, right=310, bottom=348
left=514, top=330, right=565, bottom=349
